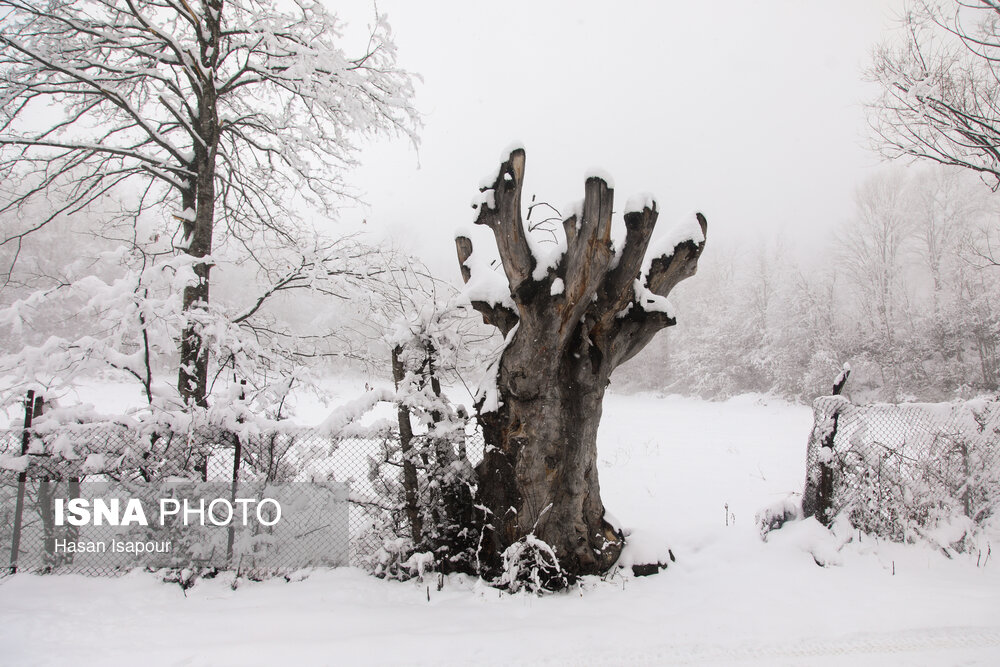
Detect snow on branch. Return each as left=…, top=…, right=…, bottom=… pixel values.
left=454, top=234, right=519, bottom=336
left=470, top=148, right=537, bottom=294
left=456, top=147, right=707, bottom=372
left=640, top=212, right=708, bottom=302
left=0, top=0, right=420, bottom=271
left=868, top=2, right=1000, bottom=188
left=317, top=387, right=394, bottom=435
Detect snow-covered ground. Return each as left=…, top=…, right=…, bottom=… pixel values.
left=2, top=390, right=998, bottom=666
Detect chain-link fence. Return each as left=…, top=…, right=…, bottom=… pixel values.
left=1, top=419, right=484, bottom=577
left=802, top=396, right=1000, bottom=547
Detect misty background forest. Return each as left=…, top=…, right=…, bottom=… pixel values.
left=3, top=162, right=997, bottom=410
left=623, top=166, right=1000, bottom=403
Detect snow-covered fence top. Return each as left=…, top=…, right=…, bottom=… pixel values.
left=802, top=396, right=1000, bottom=548
left=1, top=422, right=485, bottom=576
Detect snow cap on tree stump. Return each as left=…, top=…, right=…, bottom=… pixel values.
left=454, top=146, right=707, bottom=586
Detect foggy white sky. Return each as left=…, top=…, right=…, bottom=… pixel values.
left=332, top=0, right=908, bottom=273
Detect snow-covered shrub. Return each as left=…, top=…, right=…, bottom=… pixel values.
left=756, top=494, right=803, bottom=539
left=498, top=535, right=568, bottom=594
left=359, top=415, right=478, bottom=581
left=838, top=452, right=916, bottom=542
left=403, top=550, right=436, bottom=580
left=358, top=300, right=484, bottom=579
left=368, top=537, right=418, bottom=580
left=764, top=515, right=853, bottom=567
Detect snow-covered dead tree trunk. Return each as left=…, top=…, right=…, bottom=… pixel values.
left=456, top=148, right=707, bottom=582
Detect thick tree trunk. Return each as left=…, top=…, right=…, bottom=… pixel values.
left=177, top=172, right=214, bottom=408
left=176, top=19, right=220, bottom=409
left=476, top=344, right=620, bottom=578
left=456, top=148, right=707, bottom=584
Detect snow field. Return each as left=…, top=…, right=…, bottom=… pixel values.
left=1, top=389, right=998, bottom=666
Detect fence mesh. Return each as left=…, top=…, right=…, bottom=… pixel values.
left=0, top=422, right=484, bottom=577
left=803, top=396, right=1000, bottom=547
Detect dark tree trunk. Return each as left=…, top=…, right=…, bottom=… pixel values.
left=178, top=159, right=214, bottom=483
left=476, top=352, right=617, bottom=577
left=392, top=345, right=422, bottom=543
left=456, top=149, right=707, bottom=582
left=177, top=3, right=221, bottom=409
left=177, top=183, right=212, bottom=408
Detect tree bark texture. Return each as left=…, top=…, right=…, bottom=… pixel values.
left=391, top=345, right=423, bottom=544
left=176, top=1, right=222, bottom=408
left=456, top=149, right=707, bottom=580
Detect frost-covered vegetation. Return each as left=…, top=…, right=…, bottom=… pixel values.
left=621, top=167, right=1000, bottom=403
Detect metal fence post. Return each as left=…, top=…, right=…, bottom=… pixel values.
left=9, top=390, right=36, bottom=574
left=226, top=380, right=246, bottom=563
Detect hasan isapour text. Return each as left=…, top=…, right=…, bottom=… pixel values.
left=54, top=539, right=171, bottom=554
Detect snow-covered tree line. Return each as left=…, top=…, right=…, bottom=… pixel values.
left=619, top=0, right=1000, bottom=404
left=620, top=165, right=1000, bottom=403
left=0, top=205, right=434, bottom=417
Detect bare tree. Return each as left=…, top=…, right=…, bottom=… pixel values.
left=910, top=168, right=977, bottom=310
left=869, top=2, right=1000, bottom=178
left=0, top=0, right=418, bottom=406
left=836, top=171, right=920, bottom=398
left=838, top=172, right=914, bottom=345
left=455, top=148, right=707, bottom=584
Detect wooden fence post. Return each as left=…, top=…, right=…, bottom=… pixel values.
left=803, top=366, right=850, bottom=526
